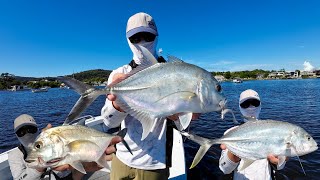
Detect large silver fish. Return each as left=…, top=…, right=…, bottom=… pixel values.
left=25, top=125, right=131, bottom=174
left=59, top=45, right=228, bottom=140
left=182, top=120, right=318, bottom=170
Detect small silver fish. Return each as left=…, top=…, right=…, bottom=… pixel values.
left=182, top=120, right=318, bottom=170
left=59, top=45, right=228, bottom=140
left=25, top=125, right=131, bottom=174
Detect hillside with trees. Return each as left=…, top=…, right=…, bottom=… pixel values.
left=0, top=69, right=112, bottom=90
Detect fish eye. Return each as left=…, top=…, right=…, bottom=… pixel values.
left=34, top=141, right=43, bottom=149
left=216, top=84, right=222, bottom=92
left=306, top=135, right=311, bottom=141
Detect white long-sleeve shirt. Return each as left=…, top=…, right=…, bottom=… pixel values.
left=101, top=64, right=167, bottom=170
left=8, top=147, right=71, bottom=180
left=219, top=126, right=286, bottom=180
left=8, top=147, right=43, bottom=180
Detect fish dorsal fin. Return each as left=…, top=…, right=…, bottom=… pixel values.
left=238, top=158, right=255, bottom=171
left=126, top=45, right=159, bottom=77
left=70, top=161, right=86, bottom=174
left=115, top=99, right=155, bottom=141
left=167, top=55, right=184, bottom=63
left=107, top=45, right=159, bottom=88
left=178, top=112, right=193, bottom=130
left=57, top=76, right=92, bottom=94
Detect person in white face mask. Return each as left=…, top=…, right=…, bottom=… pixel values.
left=8, top=114, right=72, bottom=180
left=101, top=12, right=199, bottom=180
left=219, top=89, right=288, bottom=180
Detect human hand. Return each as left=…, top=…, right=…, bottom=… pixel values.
left=267, top=154, right=289, bottom=166
left=220, top=144, right=241, bottom=163
left=106, top=73, right=126, bottom=112
left=41, top=123, right=52, bottom=132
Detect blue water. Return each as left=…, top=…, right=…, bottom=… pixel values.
left=0, top=79, right=319, bottom=179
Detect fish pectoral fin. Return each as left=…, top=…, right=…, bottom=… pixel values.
left=70, top=161, right=86, bottom=174
left=178, top=112, right=193, bottom=130
left=238, top=158, right=255, bottom=171
left=96, top=154, right=111, bottom=170
left=277, top=156, right=286, bottom=169
left=154, top=91, right=196, bottom=104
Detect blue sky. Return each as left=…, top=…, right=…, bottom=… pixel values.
left=0, top=0, right=319, bottom=77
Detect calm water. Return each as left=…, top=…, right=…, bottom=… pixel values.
left=0, top=79, right=319, bottom=179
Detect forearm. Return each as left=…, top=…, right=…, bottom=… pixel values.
left=101, top=99, right=127, bottom=128
left=219, top=149, right=239, bottom=174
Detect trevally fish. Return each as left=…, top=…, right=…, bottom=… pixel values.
left=59, top=45, right=230, bottom=140
left=181, top=120, right=318, bottom=171
left=25, top=125, right=132, bottom=174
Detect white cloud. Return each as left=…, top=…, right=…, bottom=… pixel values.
left=303, top=61, right=315, bottom=71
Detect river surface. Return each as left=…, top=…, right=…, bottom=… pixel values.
left=0, top=78, right=319, bottom=179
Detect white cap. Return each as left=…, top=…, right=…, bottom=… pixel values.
left=239, top=89, right=260, bottom=104
left=126, top=12, right=158, bottom=38
left=14, top=114, right=37, bottom=133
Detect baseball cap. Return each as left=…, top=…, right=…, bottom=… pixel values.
left=239, top=89, right=260, bottom=104
left=14, top=114, right=37, bottom=133
left=126, top=12, right=158, bottom=38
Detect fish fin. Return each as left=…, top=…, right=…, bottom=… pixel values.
left=63, top=90, right=106, bottom=124
left=96, top=154, right=111, bottom=170
left=167, top=55, right=184, bottom=63
left=238, top=158, right=255, bottom=171
left=174, top=120, right=184, bottom=131
left=57, top=76, right=92, bottom=94
left=277, top=156, right=286, bottom=169
left=124, top=45, right=158, bottom=78
left=116, top=128, right=133, bottom=155
left=140, top=117, right=156, bottom=140
left=178, top=112, right=193, bottom=130
left=70, top=161, right=87, bottom=174
left=114, top=99, right=155, bottom=140
left=180, top=131, right=217, bottom=168
left=154, top=91, right=196, bottom=104
left=190, top=144, right=211, bottom=169
left=58, top=76, right=108, bottom=125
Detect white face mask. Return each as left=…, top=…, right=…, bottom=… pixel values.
left=240, top=105, right=261, bottom=121
left=18, top=132, right=38, bottom=150
left=127, top=36, right=158, bottom=64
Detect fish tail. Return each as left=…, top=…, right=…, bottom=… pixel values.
left=180, top=132, right=217, bottom=169
left=117, top=128, right=133, bottom=155
left=58, top=76, right=110, bottom=124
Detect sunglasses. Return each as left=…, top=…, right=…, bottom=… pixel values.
left=16, top=125, right=38, bottom=137
left=129, top=32, right=156, bottom=44
left=240, top=99, right=260, bottom=109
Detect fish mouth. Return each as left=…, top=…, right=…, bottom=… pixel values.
left=46, top=157, right=63, bottom=164
left=25, top=159, right=35, bottom=163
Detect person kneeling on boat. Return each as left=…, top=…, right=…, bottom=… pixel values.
left=219, top=89, right=289, bottom=180
left=8, top=114, right=72, bottom=180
